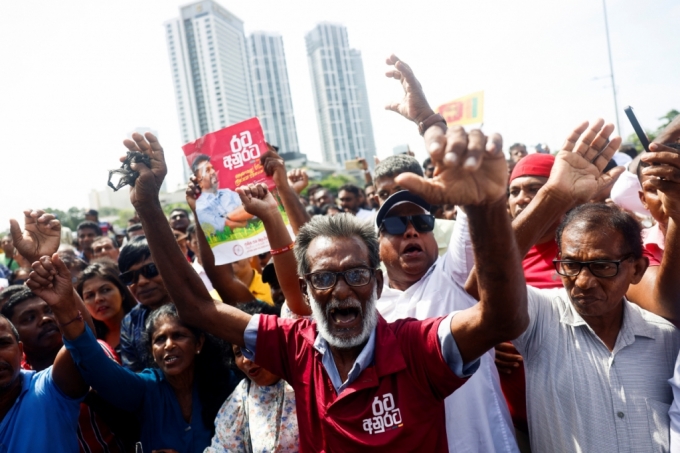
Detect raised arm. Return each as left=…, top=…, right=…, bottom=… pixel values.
left=260, top=147, right=311, bottom=234
left=385, top=54, right=445, bottom=133
left=9, top=209, right=61, bottom=263
left=25, top=255, right=89, bottom=399
left=27, top=254, right=150, bottom=410
left=626, top=142, right=680, bottom=324
left=396, top=126, right=527, bottom=364
left=464, top=120, right=622, bottom=298
left=236, top=183, right=310, bottom=316
left=186, top=178, right=256, bottom=306
left=122, top=132, right=251, bottom=346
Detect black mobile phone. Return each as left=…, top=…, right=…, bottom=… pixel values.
left=624, top=106, right=651, bottom=152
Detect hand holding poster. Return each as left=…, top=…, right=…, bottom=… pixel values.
left=182, top=117, right=291, bottom=265
left=436, top=91, right=484, bottom=126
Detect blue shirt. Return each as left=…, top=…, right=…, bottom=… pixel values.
left=65, top=326, right=238, bottom=453
left=119, top=303, right=152, bottom=372
left=0, top=368, right=82, bottom=453
left=195, top=189, right=242, bottom=231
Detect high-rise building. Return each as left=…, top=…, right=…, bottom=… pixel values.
left=247, top=32, right=301, bottom=157
left=164, top=0, right=254, bottom=150
left=305, top=23, right=376, bottom=165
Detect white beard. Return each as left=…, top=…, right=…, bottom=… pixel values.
left=308, top=286, right=378, bottom=349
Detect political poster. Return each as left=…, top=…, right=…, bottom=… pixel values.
left=436, top=91, right=484, bottom=126
left=182, top=117, right=292, bottom=265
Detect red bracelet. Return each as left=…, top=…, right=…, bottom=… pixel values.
left=270, top=243, right=295, bottom=255
left=60, top=311, right=83, bottom=327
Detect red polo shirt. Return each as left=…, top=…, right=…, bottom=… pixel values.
left=255, top=314, right=468, bottom=452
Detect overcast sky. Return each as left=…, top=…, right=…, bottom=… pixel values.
left=1, top=0, right=678, bottom=229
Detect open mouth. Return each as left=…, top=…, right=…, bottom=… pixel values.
left=248, top=366, right=262, bottom=377
left=402, top=243, right=423, bottom=257
left=330, top=306, right=361, bottom=325
left=164, top=355, right=179, bottom=365
left=96, top=306, right=109, bottom=314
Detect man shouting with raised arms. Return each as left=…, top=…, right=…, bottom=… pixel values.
left=118, top=126, right=528, bottom=452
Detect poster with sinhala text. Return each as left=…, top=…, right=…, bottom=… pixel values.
left=182, top=117, right=292, bottom=265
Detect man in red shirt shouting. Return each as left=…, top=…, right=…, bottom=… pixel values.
left=121, top=124, right=529, bottom=452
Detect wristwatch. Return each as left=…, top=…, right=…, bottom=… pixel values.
left=418, top=113, right=447, bottom=136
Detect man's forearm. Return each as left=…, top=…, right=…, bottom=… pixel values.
left=276, top=184, right=310, bottom=235
left=512, top=184, right=572, bottom=257
left=192, top=209, right=255, bottom=306
left=466, top=198, right=528, bottom=340
left=137, top=201, right=214, bottom=322
left=653, top=218, right=680, bottom=324
left=260, top=210, right=309, bottom=315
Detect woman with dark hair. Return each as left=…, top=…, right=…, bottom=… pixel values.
left=62, top=303, right=240, bottom=453
left=206, top=301, right=299, bottom=453
left=76, top=261, right=136, bottom=354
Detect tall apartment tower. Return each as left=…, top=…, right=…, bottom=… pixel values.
left=247, top=32, right=301, bottom=157
left=165, top=0, right=254, bottom=149
left=305, top=23, right=376, bottom=165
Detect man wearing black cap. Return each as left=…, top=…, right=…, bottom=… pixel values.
left=375, top=189, right=519, bottom=452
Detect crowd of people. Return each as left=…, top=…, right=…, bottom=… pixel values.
left=1, top=55, right=680, bottom=453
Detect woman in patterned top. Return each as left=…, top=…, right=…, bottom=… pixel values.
left=205, top=301, right=299, bottom=453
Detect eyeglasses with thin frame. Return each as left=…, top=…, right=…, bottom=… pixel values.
left=379, top=214, right=435, bottom=236
left=305, top=267, right=375, bottom=291
left=552, top=254, right=634, bottom=278
left=119, top=262, right=160, bottom=286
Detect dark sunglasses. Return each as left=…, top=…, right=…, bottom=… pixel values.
left=380, top=214, right=435, bottom=235
left=119, top=263, right=160, bottom=286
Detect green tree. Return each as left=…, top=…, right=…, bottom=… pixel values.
left=44, top=207, right=84, bottom=231
left=302, top=173, right=359, bottom=196
left=626, top=109, right=679, bottom=153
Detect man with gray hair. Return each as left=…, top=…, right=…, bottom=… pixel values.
left=122, top=125, right=528, bottom=452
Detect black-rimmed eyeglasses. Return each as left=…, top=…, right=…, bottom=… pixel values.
left=552, top=255, right=634, bottom=278
left=305, top=267, right=375, bottom=290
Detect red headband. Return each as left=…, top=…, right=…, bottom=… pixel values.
left=510, top=153, right=555, bottom=182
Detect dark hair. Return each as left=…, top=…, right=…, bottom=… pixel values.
left=294, top=213, right=380, bottom=276
left=93, top=236, right=118, bottom=250
left=320, top=204, right=341, bottom=215
left=186, top=224, right=196, bottom=241
left=170, top=208, right=189, bottom=217
left=224, top=301, right=280, bottom=367
left=338, top=184, right=360, bottom=197
left=0, top=315, right=20, bottom=342
left=2, top=288, right=39, bottom=321
left=127, top=224, right=144, bottom=234
left=0, top=285, right=27, bottom=310
left=76, top=262, right=137, bottom=340
left=191, top=154, right=211, bottom=174
left=423, top=157, right=432, bottom=168
left=556, top=203, right=642, bottom=259
left=77, top=221, right=102, bottom=236
left=306, top=183, right=322, bottom=197
left=509, top=143, right=526, bottom=152
left=374, top=155, right=423, bottom=180
left=118, top=236, right=151, bottom=273
left=143, top=304, right=237, bottom=433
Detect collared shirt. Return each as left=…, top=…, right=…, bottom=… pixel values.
left=0, top=368, right=83, bottom=453
left=514, top=286, right=680, bottom=453
left=195, top=189, right=242, bottom=232
left=642, top=223, right=665, bottom=266
left=191, top=260, right=214, bottom=292
left=244, top=313, right=475, bottom=452
left=119, top=303, right=152, bottom=372
left=377, top=210, right=519, bottom=453
left=206, top=378, right=298, bottom=453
